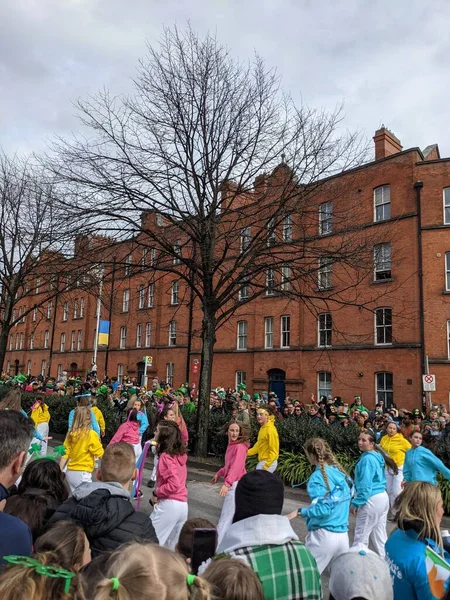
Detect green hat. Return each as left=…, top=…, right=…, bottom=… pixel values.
left=337, top=413, right=349, bottom=419
left=98, top=385, right=108, bottom=395
left=253, top=393, right=260, bottom=400
left=128, top=387, right=137, bottom=395
left=242, top=392, right=250, bottom=401
left=237, top=383, right=246, bottom=391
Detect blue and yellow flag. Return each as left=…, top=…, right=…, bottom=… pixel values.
left=98, top=320, right=110, bottom=346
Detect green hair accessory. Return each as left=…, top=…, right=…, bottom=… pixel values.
left=3, top=556, right=75, bottom=593
left=28, top=443, right=41, bottom=456
left=110, top=577, right=120, bottom=591
left=186, top=574, right=196, bottom=586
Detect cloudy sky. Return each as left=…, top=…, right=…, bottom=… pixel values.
left=2, top=0, right=450, bottom=157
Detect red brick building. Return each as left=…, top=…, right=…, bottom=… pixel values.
left=4, top=128, right=450, bottom=410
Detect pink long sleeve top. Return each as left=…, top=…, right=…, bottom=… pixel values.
left=156, top=452, right=188, bottom=502
left=108, top=421, right=140, bottom=446
left=215, top=441, right=250, bottom=488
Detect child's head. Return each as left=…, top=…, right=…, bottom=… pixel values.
left=93, top=542, right=211, bottom=600
left=70, top=406, right=92, bottom=437
left=4, top=492, right=50, bottom=540
left=358, top=430, right=376, bottom=452
left=176, top=518, right=216, bottom=562
left=133, top=399, right=144, bottom=412
left=430, top=409, right=439, bottom=420
left=0, top=388, right=22, bottom=411
left=256, top=405, right=273, bottom=425
left=79, top=551, right=112, bottom=597
left=156, top=420, right=185, bottom=456
left=34, top=520, right=91, bottom=572
left=225, top=420, right=250, bottom=444
left=304, top=438, right=347, bottom=492
left=202, top=558, right=264, bottom=600
left=162, top=405, right=176, bottom=422
left=386, top=422, right=398, bottom=437
left=410, top=430, right=423, bottom=448
left=126, top=408, right=139, bottom=422
left=18, top=458, right=70, bottom=505
left=98, top=442, right=137, bottom=489
left=431, top=420, right=441, bottom=431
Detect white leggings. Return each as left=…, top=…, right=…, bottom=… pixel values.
left=305, top=529, right=349, bottom=574
left=386, top=466, right=403, bottom=510
left=66, top=470, right=92, bottom=494
left=150, top=499, right=188, bottom=550
left=256, top=460, right=278, bottom=473
left=35, top=423, right=49, bottom=456
left=352, top=491, right=389, bottom=557
left=217, top=481, right=237, bottom=543
left=132, top=442, right=142, bottom=462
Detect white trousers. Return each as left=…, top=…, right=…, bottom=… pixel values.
left=150, top=453, right=158, bottom=482
left=256, top=460, right=278, bottom=473
left=352, top=491, right=389, bottom=558
left=132, top=442, right=142, bottom=462
left=305, top=529, right=349, bottom=574
left=36, top=423, right=49, bottom=456
left=386, top=466, right=403, bottom=510
left=150, top=499, right=188, bottom=550
left=217, top=481, right=237, bottom=543
left=66, top=470, right=92, bottom=494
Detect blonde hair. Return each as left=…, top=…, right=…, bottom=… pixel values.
left=69, top=407, right=92, bottom=442
left=101, top=443, right=135, bottom=485
left=304, top=437, right=348, bottom=493
left=0, top=389, right=22, bottom=411
left=94, top=543, right=210, bottom=600
left=0, top=552, right=84, bottom=600
left=202, top=558, right=264, bottom=600
left=395, top=481, right=444, bottom=551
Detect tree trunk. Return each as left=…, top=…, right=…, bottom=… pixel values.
left=195, top=308, right=217, bottom=456
left=0, top=327, right=10, bottom=375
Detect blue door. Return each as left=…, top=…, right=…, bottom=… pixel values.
left=268, top=369, right=286, bottom=405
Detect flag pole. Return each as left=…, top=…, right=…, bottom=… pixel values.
left=93, top=267, right=104, bottom=374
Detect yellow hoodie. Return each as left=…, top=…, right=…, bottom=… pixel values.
left=31, top=404, right=50, bottom=426
left=380, top=432, right=411, bottom=467
left=64, top=429, right=105, bottom=472
left=91, top=406, right=105, bottom=436
left=247, top=415, right=279, bottom=469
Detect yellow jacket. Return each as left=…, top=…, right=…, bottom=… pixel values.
left=380, top=433, right=411, bottom=466
left=91, top=406, right=105, bottom=435
left=31, top=404, right=50, bottom=425
left=247, top=416, right=279, bottom=469
left=64, top=429, right=104, bottom=472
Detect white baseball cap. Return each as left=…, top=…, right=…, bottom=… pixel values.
left=329, top=546, right=393, bottom=600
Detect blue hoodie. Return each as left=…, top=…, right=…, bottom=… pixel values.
left=351, top=450, right=386, bottom=508
left=300, top=465, right=351, bottom=533
left=68, top=408, right=100, bottom=437
left=386, top=528, right=450, bottom=600
left=403, top=446, right=450, bottom=486
left=137, top=411, right=149, bottom=437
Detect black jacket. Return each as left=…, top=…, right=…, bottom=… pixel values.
left=50, top=482, right=158, bottom=555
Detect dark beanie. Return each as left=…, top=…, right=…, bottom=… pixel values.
left=233, top=470, right=284, bottom=523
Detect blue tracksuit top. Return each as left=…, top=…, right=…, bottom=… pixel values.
left=386, top=528, right=450, bottom=600
left=68, top=408, right=100, bottom=436
left=300, top=465, right=350, bottom=533
left=403, top=446, right=450, bottom=486
left=137, top=411, right=149, bottom=437
left=351, top=450, right=386, bottom=508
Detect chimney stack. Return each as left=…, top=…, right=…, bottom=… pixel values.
left=373, top=126, right=403, bottom=160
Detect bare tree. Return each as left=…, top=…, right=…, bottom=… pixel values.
left=49, top=26, right=390, bottom=455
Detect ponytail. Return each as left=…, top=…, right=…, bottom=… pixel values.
left=361, top=429, right=398, bottom=474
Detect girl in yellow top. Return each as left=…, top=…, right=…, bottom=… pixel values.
left=247, top=405, right=279, bottom=472
left=61, top=406, right=104, bottom=493
left=380, top=422, right=411, bottom=511
left=30, top=397, right=51, bottom=457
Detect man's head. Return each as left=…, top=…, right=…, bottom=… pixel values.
left=97, top=442, right=138, bottom=491
left=0, top=411, right=34, bottom=488
left=233, top=471, right=284, bottom=523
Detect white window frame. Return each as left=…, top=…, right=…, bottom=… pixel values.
left=70, top=330, right=76, bottom=351
left=267, top=217, right=276, bottom=246
left=138, top=285, right=145, bottom=309
left=169, top=321, right=177, bottom=346
left=30, top=334, right=34, bottom=350
left=145, top=322, right=152, bottom=347
left=375, top=308, right=393, bottom=345
left=236, top=370, right=246, bottom=388
left=266, top=267, right=276, bottom=296
left=447, top=320, right=450, bottom=359
left=166, top=362, right=174, bottom=387
left=374, top=185, right=391, bottom=222
left=125, top=255, right=132, bottom=276
left=173, top=241, right=182, bottom=265
left=318, top=313, right=332, bottom=347
left=41, top=359, right=46, bottom=376
left=80, top=297, right=85, bottom=318
left=120, top=326, right=127, bottom=349
left=73, top=299, right=79, bottom=319
left=376, top=372, right=393, bottom=407
left=446, top=252, right=450, bottom=292
left=44, top=330, right=50, bottom=349
left=19, top=333, right=24, bottom=350
left=264, top=317, right=274, bottom=349
left=239, top=282, right=249, bottom=301
left=318, top=258, right=332, bottom=290
left=444, top=188, right=450, bottom=225
left=280, top=315, right=291, bottom=348
left=282, top=214, right=292, bottom=242
left=141, top=248, right=148, bottom=267
left=47, top=301, right=53, bottom=320
left=9, top=336, right=13, bottom=350
left=317, top=371, right=332, bottom=399
left=60, top=332, right=66, bottom=352
left=32, top=307, right=37, bottom=322
left=57, top=364, right=63, bottom=380
left=240, top=227, right=251, bottom=253
left=15, top=333, right=19, bottom=350
left=122, top=289, right=130, bottom=312
left=117, top=363, right=124, bottom=383
left=319, top=201, right=333, bottom=235
left=171, top=280, right=179, bottom=305
left=374, top=243, right=392, bottom=281
left=36, top=278, right=40, bottom=294
left=77, top=330, right=82, bottom=351
left=27, top=360, right=32, bottom=375
left=136, top=323, right=142, bottom=348
left=148, top=283, right=154, bottom=308
left=237, top=320, right=248, bottom=350
left=281, top=265, right=291, bottom=291
left=63, top=302, right=68, bottom=321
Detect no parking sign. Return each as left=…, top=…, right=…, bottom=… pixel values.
left=422, top=374, right=436, bottom=392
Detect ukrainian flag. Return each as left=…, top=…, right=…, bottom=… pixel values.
left=98, top=320, right=110, bottom=346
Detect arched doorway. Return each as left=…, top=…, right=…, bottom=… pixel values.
left=268, top=368, right=286, bottom=405
left=137, top=361, right=145, bottom=387
left=14, top=359, right=19, bottom=375
left=70, top=362, right=78, bottom=377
